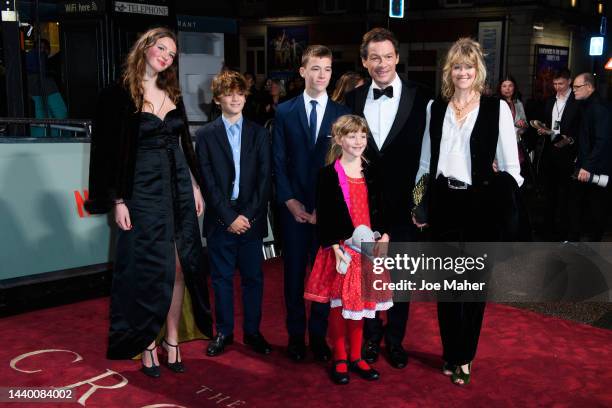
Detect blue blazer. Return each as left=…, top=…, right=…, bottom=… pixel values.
left=195, top=116, right=271, bottom=239
left=272, top=94, right=350, bottom=211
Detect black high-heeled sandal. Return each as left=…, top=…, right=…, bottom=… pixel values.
left=451, top=362, right=472, bottom=386
left=442, top=361, right=457, bottom=377
left=141, top=346, right=160, bottom=378
left=162, top=338, right=185, bottom=373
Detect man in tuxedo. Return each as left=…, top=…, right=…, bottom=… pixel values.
left=344, top=27, right=430, bottom=369
left=196, top=70, right=272, bottom=357
left=568, top=72, right=611, bottom=242
left=537, top=69, right=581, bottom=241
left=273, top=45, right=350, bottom=361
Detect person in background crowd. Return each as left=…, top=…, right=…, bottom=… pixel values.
left=243, top=71, right=262, bottom=122
left=568, top=72, right=611, bottom=242
left=538, top=68, right=581, bottom=241
left=273, top=45, right=350, bottom=362
left=260, top=79, right=286, bottom=125
left=331, top=71, right=367, bottom=105
left=497, top=76, right=533, bottom=183
left=85, top=27, right=212, bottom=378
left=26, top=38, right=67, bottom=136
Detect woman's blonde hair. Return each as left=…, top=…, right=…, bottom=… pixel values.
left=122, top=27, right=181, bottom=111
left=326, top=114, right=369, bottom=165
left=441, top=37, right=487, bottom=101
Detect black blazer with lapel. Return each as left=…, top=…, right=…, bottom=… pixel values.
left=195, top=116, right=271, bottom=239
left=344, top=78, right=431, bottom=236
left=542, top=92, right=581, bottom=169
left=85, top=83, right=202, bottom=214
left=272, top=94, right=351, bottom=211
left=315, top=161, right=387, bottom=248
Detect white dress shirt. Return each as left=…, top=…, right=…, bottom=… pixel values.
left=550, top=89, right=571, bottom=140
left=363, top=73, right=403, bottom=149
left=416, top=100, right=524, bottom=187
left=303, top=91, right=329, bottom=141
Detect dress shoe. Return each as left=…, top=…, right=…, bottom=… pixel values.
left=309, top=336, right=331, bottom=362
left=244, top=332, right=272, bottom=355
left=162, top=338, right=185, bottom=373
left=206, top=333, right=234, bottom=357
left=287, top=335, right=307, bottom=361
left=350, top=359, right=380, bottom=381
left=141, top=345, right=161, bottom=378
left=387, top=344, right=408, bottom=369
left=330, top=360, right=350, bottom=385
left=363, top=339, right=380, bottom=363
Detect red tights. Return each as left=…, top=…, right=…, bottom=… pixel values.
left=328, top=307, right=370, bottom=372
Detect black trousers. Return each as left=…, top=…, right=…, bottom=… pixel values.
left=430, top=177, right=497, bottom=366
left=541, top=152, right=574, bottom=241
left=568, top=180, right=611, bottom=242
left=280, top=206, right=330, bottom=339
left=207, top=229, right=264, bottom=336
left=364, top=225, right=416, bottom=346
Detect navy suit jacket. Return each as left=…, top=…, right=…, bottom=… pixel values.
left=272, top=94, right=350, bottom=211
left=195, top=116, right=271, bottom=239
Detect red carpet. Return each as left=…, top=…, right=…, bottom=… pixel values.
left=1, top=258, right=611, bottom=407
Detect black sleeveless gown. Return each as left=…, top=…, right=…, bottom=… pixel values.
left=107, top=109, right=211, bottom=359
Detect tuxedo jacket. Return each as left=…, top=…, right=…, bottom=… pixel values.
left=344, top=78, right=431, bottom=236
left=316, top=161, right=387, bottom=248
left=195, top=117, right=271, bottom=239
left=85, top=83, right=202, bottom=214
left=542, top=92, right=581, bottom=168
left=272, top=94, right=350, bottom=211
left=576, top=92, right=612, bottom=175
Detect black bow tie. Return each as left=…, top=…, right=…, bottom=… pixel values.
left=373, top=86, right=393, bottom=100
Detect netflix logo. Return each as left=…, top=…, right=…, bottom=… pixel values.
left=74, top=190, right=90, bottom=218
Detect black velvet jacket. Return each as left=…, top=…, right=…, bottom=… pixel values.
left=85, top=84, right=202, bottom=214
left=315, top=160, right=387, bottom=248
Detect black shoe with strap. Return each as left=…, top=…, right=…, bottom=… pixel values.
left=349, top=358, right=380, bottom=381
left=162, top=338, right=185, bottom=373
left=141, top=345, right=161, bottom=378
left=330, top=360, right=350, bottom=385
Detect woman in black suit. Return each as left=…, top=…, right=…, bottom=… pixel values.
left=86, top=27, right=212, bottom=377
left=414, top=38, right=523, bottom=386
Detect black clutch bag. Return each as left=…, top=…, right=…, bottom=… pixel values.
left=412, top=173, right=429, bottom=224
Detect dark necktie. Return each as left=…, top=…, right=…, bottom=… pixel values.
left=309, top=100, right=318, bottom=143
left=373, top=86, right=393, bottom=100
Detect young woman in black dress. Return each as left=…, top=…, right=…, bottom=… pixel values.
left=86, top=27, right=212, bottom=378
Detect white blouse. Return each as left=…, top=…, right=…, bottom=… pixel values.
left=416, top=99, right=524, bottom=187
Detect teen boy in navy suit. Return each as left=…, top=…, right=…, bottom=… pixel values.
left=196, top=71, right=272, bottom=357
left=273, top=45, right=350, bottom=361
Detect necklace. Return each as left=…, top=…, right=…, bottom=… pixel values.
left=451, top=91, right=479, bottom=119
left=156, top=93, right=167, bottom=115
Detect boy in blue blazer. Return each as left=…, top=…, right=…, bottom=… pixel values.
left=273, top=45, right=350, bottom=361
left=196, top=71, right=272, bottom=357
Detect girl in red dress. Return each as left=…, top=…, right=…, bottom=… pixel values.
left=305, top=115, right=392, bottom=385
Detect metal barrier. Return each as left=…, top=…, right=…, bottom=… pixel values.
left=0, top=117, right=92, bottom=138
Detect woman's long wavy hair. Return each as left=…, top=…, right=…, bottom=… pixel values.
left=326, top=115, right=370, bottom=165
left=122, top=27, right=181, bottom=111
left=441, top=37, right=487, bottom=101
